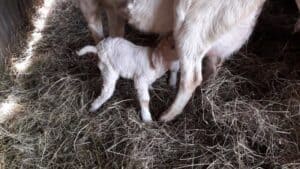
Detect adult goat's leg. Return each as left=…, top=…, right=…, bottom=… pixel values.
left=202, top=55, right=223, bottom=82
left=106, top=8, right=125, bottom=37
left=159, top=23, right=211, bottom=122
left=79, top=0, right=104, bottom=43
left=159, top=0, right=265, bottom=121
left=159, top=53, right=206, bottom=122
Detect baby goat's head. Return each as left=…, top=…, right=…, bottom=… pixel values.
left=156, top=35, right=178, bottom=63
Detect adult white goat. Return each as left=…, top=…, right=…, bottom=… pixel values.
left=79, top=0, right=266, bottom=122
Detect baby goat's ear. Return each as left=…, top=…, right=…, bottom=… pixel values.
left=158, top=38, right=178, bottom=62
left=167, top=35, right=176, bottom=49
left=157, top=32, right=173, bottom=43
left=158, top=33, right=175, bottom=50
left=164, top=33, right=175, bottom=49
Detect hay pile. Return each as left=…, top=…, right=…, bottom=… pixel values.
left=1, top=0, right=300, bottom=168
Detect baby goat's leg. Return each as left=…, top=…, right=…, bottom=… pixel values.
left=134, top=78, right=152, bottom=122
left=169, top=72, right=177, bottom=89
left=169, top=62, right=180, bottom=88
left=89, top=68, right=118, bottom=112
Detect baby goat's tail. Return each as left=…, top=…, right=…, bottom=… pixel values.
left=77, top=45, right=97, bottom=56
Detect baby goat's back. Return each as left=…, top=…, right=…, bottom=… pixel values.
left=97, top=37, right=153, bottom=78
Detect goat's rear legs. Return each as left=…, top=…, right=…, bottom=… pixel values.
left=89, top=68, right=118, bottom=112
left=160, top=55, right=205, bottom=121
left=159, top=5, right=210, bottom=121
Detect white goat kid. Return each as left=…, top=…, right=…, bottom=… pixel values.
left=77, top=37, right=179, bottom=122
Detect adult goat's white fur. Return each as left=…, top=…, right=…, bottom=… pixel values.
left=79, top=0, right=267, bottom=121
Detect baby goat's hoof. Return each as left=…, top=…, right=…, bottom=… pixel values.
left=168, top=75, right=178, bottom=89
left=141, top=115, right=153, bottom=123
left=142, top=118, right=153, bottom=123
left=169, top=84, right=177, bottom=90
left=141, top=111, right=153, bottom=123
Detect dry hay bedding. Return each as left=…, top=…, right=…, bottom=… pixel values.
left=1, top=0, right=300, bottom=168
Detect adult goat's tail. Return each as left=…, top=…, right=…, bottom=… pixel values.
left=76, top=45, right=97, bottom=56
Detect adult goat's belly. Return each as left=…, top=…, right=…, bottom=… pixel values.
left=207, top=9, right=260, bottom=59
left=125, top=0, right=174, bottom=33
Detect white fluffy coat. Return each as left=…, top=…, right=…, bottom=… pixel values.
left=79, top=0, right=266, bottom=121
left=77, top=37, right=179, bottom=122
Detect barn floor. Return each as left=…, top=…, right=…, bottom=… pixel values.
left=1, top=0, right=300, bottom=168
